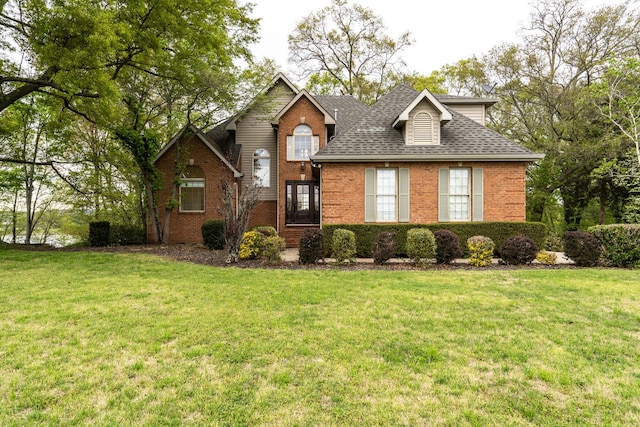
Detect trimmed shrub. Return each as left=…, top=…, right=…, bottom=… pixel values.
left=202, top=220, right=225, bottom=250
left=110, top=224, right=146, bottom=246
left=89, top=221, right=110, bottom=247
left=434, top=229, right=463, bottom=264
left=372, top=231, right=397, bottom=265
left=588, top=224, right=640, bottom=268
left=299, top=229, right=324, bottom=264
left=562, top=231, right=601, bottom=267
left=467, top=236, right=495, bottom=267
left=262, top=235, right=286, bottom=263
left=239, top=231, right=263, bottom=260
left=322, top=222, right=547, bottom=258
left=536, top=250, right=558, bottom=265
left=500, top=235, right=538, bottom=265
left=406, top=228, right=436, bottom=267
left=331, top=229, right=356, bottom=264
left=544, top=231, right=563, bottom=252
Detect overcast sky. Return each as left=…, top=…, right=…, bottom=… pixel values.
left=248, top=0, right=623, bottom=79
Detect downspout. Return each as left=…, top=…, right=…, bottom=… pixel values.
left=235, top=180, right=239, bottom=219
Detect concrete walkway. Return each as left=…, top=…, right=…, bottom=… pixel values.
left=281, top=248, right=574, bottom=265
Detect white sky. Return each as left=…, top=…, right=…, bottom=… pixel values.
left=248, top=0, right=622, bottom=80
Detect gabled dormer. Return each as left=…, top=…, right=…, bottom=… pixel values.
left=393, top=89, right=452, bottom=146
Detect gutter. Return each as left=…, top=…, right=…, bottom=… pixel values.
left=310, top=153, right=545, bottom=163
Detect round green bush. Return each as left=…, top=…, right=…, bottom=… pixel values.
left=202, top=220, right=225, bottom=250
left=331, top=229, right=357, bottom=264
left=406, top=228, right=436, bottom=266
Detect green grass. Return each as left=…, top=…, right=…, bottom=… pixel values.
left=1, top=249, right=639, bottom=426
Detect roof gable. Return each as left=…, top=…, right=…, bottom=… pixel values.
left=226, top=73, right=299, bottom=131
left=272, top=89, right=336, bottom=126
left=155, top=124, right=243, bottom=178
left=393, top=89, right=452, bottom=129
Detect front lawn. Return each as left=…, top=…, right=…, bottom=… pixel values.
left=1, top=249, right=639, bottom=425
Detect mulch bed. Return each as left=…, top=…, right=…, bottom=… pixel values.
left=6, top=243, right=576, bottom=271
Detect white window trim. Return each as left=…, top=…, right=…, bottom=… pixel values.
left=448, top=168, right=471, bottom=221
left=375, top=168, right=398, bottom=222
left=253, top=149, right=270, bottom=188
left=287, top=124, right=320, bottom=161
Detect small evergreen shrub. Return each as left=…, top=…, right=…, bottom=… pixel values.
left=331, top=228, right=357, bottom=264
left=589, top=224, right=640, bottom=268
left=89, top=221, right=110, bottom=247
left=467, top=236, right=495, bottom=267
left=110, top=224, right=146, bottom=245
left=406, top=228, right=436, bottom=267
left=262, top=235, right=286, bottom=263
left=536, top=250, right=558, bottom=265
left=372, top=231, right=397, bottom=265
left=500, top=235, right=538, bottom=265
left=544, top=231, right=563, bottom=252
left=562, top=231, right=601, bottom=267
left=202, top=220, right=225, bottom=250
left=239, top=231, right=263, bottom=260
left=434, top=229, right=463, bottom=264
left=299, top=229, right=324, bottom=264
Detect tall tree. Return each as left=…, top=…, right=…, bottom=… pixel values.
left=475, top=0, right=640, bottom=229
left=288, top=0, right=412, bottom=104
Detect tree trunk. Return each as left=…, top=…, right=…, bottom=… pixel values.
left=143, top=169, right=161, bottom=243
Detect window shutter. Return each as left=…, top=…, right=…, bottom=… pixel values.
left=365, top=168, right=375, bottom=222
left=286, top=136, right=293, bottom=160
left=399, top=168, right=410, bottom=222
left=472, top=168, right=484, bottom=221
left=438, top=168, right=450, bottom=222
left=313, top=136, right=320, bottom=154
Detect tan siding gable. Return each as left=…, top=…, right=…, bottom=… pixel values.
left=406, top=100, right=439, bottom=145
left=447, top=104, right=486, bottom=125
left=236, top=80, right=295, bottom=200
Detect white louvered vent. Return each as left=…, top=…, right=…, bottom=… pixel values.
left=413, top=112, right=433, bottom=145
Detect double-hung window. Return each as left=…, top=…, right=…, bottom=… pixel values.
left=365, top=168, right=410, bottom=222
left=438, top=167, right=483, bottom=222
left=180, top=165, right=205, bottom=212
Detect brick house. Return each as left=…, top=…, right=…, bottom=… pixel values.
left=152, top=73, right=543, bottom=246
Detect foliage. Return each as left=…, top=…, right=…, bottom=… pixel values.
left=372, top=231, right=397, bottom=265
left=467, top=236, right=495, bottom=267
left=544, top=231, right=564, bottom=252
left=288, top=0, right=412, bottom=104
left=298, top=228, right=324, bottom=264
left=239, top=231, right=263, bottom=260
left=261, top=235, right=286, bottom=264
left=201, top=220, right=225, bottom=250
left=89, top=221, right=110, bottom=247
left=322, top=222, right=547, bottom=258
left=500, top=235, right=538, bottom=265
left=218, top=181, right=261, bottom=263
left=331, top=228, right=356, bottom=264
left=536, top=250, right=558, bottom=265
left=589, top=224, right=640, bottom=268
left=562, top=231, right=601, bottom=267
left=434, top=229, right=463, bottom=264
left=110, top=224, right=146, bottom=246
left=406, top=228, right=436, bottom=267
left=253, top=226, right=278, bottom=238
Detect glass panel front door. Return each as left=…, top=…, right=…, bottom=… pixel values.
left=286, top=181, right=320, bottom=224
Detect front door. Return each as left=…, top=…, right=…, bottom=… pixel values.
left=286, top=181, right=320, bottom=224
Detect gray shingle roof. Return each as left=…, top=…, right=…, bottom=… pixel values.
left=314, top=95, right=370, bottom=135
left=312, top=84, right=543, bottom=162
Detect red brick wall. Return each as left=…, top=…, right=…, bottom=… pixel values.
left=277, top=96, right=325, bottom=246
left=152, top=134, right=233, bottom=244
left=321, top=161, right=528, bottom=225
left=249, top=201, right=277, bottom=229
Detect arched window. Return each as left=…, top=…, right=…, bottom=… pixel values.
left=253, top=148, right=270, bottom=187
left=287, top=124, right=319, bottom=160
left=413, top=112, right=433, bottom=145
left=180, top=165, right=205, bottom=212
